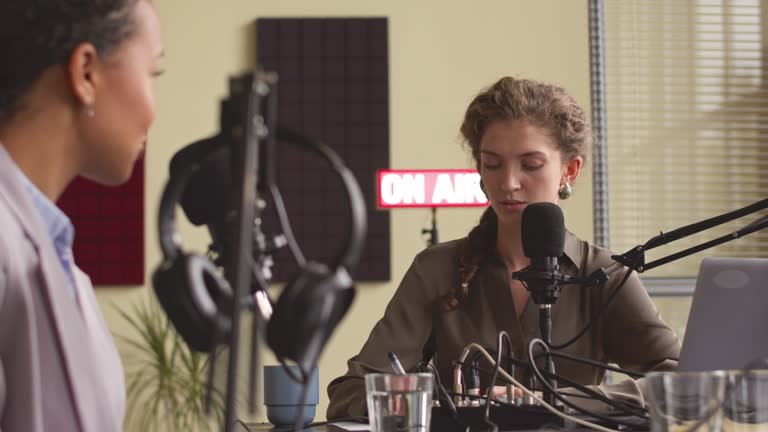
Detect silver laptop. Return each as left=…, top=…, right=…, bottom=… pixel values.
left=678, top=257, right=768, bottom=372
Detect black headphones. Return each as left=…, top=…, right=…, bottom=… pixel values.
left=152, top=137, right=234, bottom=353
left=266, top=128, right=367, bottom=374
left=152, top=127, right=367, bottom=375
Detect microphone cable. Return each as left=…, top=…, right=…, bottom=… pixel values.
left=481, top=331, right=514, bottom=432
left=417, top=360, right=460, bottom=421
left=462, top=343, right=619, bottom=432
left=534, top=351, right=645, bottom=379
left=268, top=182, right=306, bottom=267
left=456, top=361, right=648, bottom=419
left=549, top=257, right=637, bottom=350
left=527, top=339, right=648, bottom=430
left=455, top=343, right=648, bottom=419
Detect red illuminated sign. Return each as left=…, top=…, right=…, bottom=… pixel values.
left=377, top=169, right=489, bottom=208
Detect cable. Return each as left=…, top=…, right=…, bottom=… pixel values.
left=273, top=357, right=313, bottom=432
left=534, top=351, right=645, bottom=379
left=268, top=183, right=306, bottom=267
left=550, top=264, right=635, bottom=350
left=233, top=418, right=254, bottom=431
left=291, top=372, right=311, bottom=432
left=463, top=357, right=647, bottom=417
left=460, top=361, right=647, bottom=418
left=464, top=343, right=619, bottom=432
left=456, top=347, right=648, bottom=418
left=481, top=332, right=508, bottom=432
left=536, top=370, right=647, bottom=418
left=276, top=128, right=366, bottom=271
left=277, top=356, right=304, bottom=383
left=418, top=361, right=459, bottom=418
left=527, top=339, right=647, bottom=429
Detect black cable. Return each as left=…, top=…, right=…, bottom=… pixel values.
left=233, top=418, right=254, bottom=431
left=457, top=347, right=649, bottom=415
left=449, top=389, right=582, bottom=401
left=528, top=339, right=649, bottom=429
left=291, top=375, right=311, bottom=432
left=454, top=339, right=651, bottom=419
left=482, top=332, right=513, bottom=432
left=272, top=357, right=313, bottom=432
left=277, top=355, right=304, bottom=383
left=550, top=264, right=635, bottom=350
left=534, top=351, right=645, bottom=379
left=459, top=360, right=648, bottom=418
left=536, top=370, right=648, bottom=418
left=268, top=183, right=306, bottom=267
left=419, top=361, right=459, bottom=417
left=276, top=128, right=366, bottom=271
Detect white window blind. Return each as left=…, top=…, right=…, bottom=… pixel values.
left=603, top=0, right=768, bottom=278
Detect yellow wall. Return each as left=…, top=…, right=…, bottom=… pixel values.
left=95, top=0, right=593, bottom=428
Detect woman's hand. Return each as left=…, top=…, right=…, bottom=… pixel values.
left=492, top=386, right=542, bottom=400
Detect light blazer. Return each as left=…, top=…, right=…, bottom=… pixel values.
left=0, top=146, right=125, bottom=432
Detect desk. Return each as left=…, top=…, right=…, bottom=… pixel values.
left=241, top=423, right=595, bottom=432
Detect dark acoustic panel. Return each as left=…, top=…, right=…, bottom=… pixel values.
left=256, top=17, right=390, bottom=282
left=57, top=158, right=144, bottom=285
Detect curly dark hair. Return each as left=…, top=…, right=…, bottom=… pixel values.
left=0, top=0, right=140, bottom=126
left=442, top=77, right=592, bottom=311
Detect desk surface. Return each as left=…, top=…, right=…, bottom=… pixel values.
left=242, top=423, right=587, bottom=431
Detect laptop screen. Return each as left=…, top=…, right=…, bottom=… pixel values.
left=678, top=257, right=768, bottom=372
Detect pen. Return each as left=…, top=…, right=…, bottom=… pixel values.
left=387, top=351, right=407, bottom=375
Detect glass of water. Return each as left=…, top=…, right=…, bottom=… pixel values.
left=365, top=373, right=434, bottom=432
left=723, top=369, right=768, bottom=430
left=646, top=370, right=728, bottom=432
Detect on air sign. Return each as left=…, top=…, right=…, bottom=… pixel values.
left=377, top=170, right=489, bottom=208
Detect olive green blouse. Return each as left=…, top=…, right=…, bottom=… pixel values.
left=326, top=231, right=681, bottom=419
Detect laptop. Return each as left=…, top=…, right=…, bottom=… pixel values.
left=678, top=257, right=768, bottom=372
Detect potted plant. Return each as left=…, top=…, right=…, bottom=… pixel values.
left=116, top=299, right=225, bottom=432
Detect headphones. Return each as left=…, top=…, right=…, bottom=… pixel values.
left=152, top=137, right=234, bottom=353
left=266, top=128, right=367, bottom=374
left=152, top=127, right=367, bottom=375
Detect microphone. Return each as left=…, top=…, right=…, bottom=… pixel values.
left=512, top=202, right=604, bottom=303
left=514, top=202, right=567, bottom=305
left=513, top=202, right=565, bottom=405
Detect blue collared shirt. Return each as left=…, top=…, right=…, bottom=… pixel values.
left=13, top=167, right=78, bottom=299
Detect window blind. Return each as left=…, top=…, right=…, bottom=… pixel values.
left=602, top=0, right=768, bottom=278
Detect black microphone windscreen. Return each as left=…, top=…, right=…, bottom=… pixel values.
left=169, top=136, right=232, bottom=227
left=521, top=202, right=565, bottom=258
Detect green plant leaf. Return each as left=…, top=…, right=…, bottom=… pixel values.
left=115, top=299, right=226, bottom=432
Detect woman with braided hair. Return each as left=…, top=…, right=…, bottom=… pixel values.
left=327, top=77, right=680, bottom=419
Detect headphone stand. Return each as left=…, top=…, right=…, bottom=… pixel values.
left=219, top=70, right=278, bottom=432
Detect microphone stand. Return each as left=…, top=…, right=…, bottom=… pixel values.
left=219, top=70, right=278, bottom=432
left=613, top=198, right=768, bottom=273
left=530, top=303, right=555, bottom=406
left=510, top=198, right=768, bottom=418
left=422, top=207, right=439, bottom=247
left=522, top=255, right=565, bottom=407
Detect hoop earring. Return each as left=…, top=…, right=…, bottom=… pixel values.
left=558, top=182, right=572, bottom=200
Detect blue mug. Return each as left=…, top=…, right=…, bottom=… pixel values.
left=263, top=365, right=319, bottom=427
